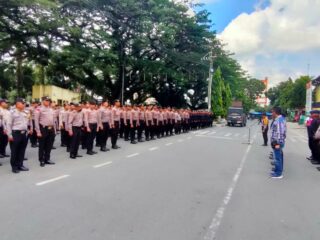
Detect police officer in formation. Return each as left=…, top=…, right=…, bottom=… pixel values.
left=0, top=97, right=213, bottom=173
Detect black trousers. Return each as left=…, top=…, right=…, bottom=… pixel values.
left=61, top=122, right=70, bottom=147
left=81, top=127, right=87, bottom=149
left=0, top=127, right=8, bottom=155
left=111, top=121, right=120, bottom=147
left=158, top=121, right=163, bottom=137
left=30, top=120, right=38, bottom=146
left=86, top=123, right=97, bottom=152
left=130, top=120, right=137, bottom=142
left=10, top=131, right=28, bottom=170
left=101, top=122, right=110, bottom=148
left=119, top=119, right=125, bottom=138
left=124, top=120, right=130, bottom=140
left=38, top=126, right=55, bottom=163
left=70, top=127, right=81, bottom=156
left=138, top=120, right=145, bottom=140
left=262, top=129, right=268, bottom=145
left=145, top=121, right=152, bottom=140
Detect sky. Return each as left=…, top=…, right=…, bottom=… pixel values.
left=200, top=0, right=320, bottom=87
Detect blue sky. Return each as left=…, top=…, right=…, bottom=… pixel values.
left=198, top=0, right=320, bottom=86
left=203, top=0, right=267, bottom=33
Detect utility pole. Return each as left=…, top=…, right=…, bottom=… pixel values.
left=207, top=49, right=214, bottom=111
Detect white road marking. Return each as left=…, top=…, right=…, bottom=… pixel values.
left=36, top=175, right=70, bottom=186
left=93, top=161, right=112, bottom=168
left=208, top=131, right=216, bottom=135
left=224, top=133, right=232, bottom=137
left=301, top=139, right=308, bottom=143
left=196, top=135, right=232, bottom=140
left=177, top=139, right=184, bottom=143
left=203, top=133, right=257, bottom=240
left=242, top=134, right=248, bottom=138
left=235, top=133, right=240, bottom=137
left=165, top=143, right=173, bottom=146
left=187, top=136, right=192, bottom=140
left=127, top=153, right=140, bottom=158
left=201, top=131, right=210, bottom=135
left=149, top=147, right=159, bottom=151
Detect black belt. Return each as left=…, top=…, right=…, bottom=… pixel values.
left=13, top=130, right=27, bottom=134
left=40, top=125, right=54, bottom=130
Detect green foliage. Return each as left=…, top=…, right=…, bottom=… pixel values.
left=0, top=0, right=254, bottom=107
left=211, top=67, right=224, bottom=117
left=266, top=76, right=311, bottom=110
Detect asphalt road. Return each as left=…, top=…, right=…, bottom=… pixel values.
left=0, top=120, right=319, bottom=240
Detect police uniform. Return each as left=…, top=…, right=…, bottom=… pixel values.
left=59, top=105, right=70, bottom=148
left=110, top=105, right=121, bottom=149
left=0, top=99, right=10, bottom=158
left=138, top=107, right=146, bottom=142
left=68, top=106, right=83, bottom=159
left=7, top=99, right=32, bottom=173
left=34, top=97, right=56, bottom=167
left=29, top=103, right=39, bottom=148
left=98, top=105, right=111, bottom=151
left=84, top=104, right=99, bottom=155
left=145, top=108, right=154, bottom=141
left=129, top=108, right=140, bottom=144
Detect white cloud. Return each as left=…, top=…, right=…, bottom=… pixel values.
left=218, top=0, right=320, bottom=84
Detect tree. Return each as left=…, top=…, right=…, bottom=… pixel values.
left=211, top=67, right=224, bottom=117
left=222, top=83, right=232, bottom=116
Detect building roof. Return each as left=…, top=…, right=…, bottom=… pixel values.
left=312, top=76, right=320, bottom=86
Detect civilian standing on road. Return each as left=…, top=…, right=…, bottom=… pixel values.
left=270, top=107, right=286, bottom=179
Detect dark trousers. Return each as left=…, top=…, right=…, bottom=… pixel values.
left=10, top=131, right=28, bottom=170
left=86, top=123, right=97, bottom=152
left=101, top=122, right=110, bottom=148
left=145, top=121, right=153, bottom=140
left=81, top=128, right=87, bottom=149
left=263, top=129, right=268, bottom=145
left=111, top=121, right=120, bottom=147
left=38, top=126, right=55, bottom=163
left=158, top=121, right=163, bottom=137
left=170, top=121, right=175, bottom=135
left=0, top=127, right=8, bottom=155
left=96, top=128, right=103, bottom=147
left=30, top=120, right=38, bottom=146
left=124, top=120, right=130, bottom=140
left=130, top=121, right=137, bottom=142
left=175, top=121, right=181, bottom=134
left=70, top=127, right=81, bottom=156
left=138, top=120, right=145, bottom=140
left=61, top=122, right=70, bottom=147
left=119, top=119, right=125, bottom=138
left=153, top=119, right=158, bottom=138
left=310, top=139, right=320, bottom=160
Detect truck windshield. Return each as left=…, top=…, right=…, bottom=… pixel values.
left=228, top=108, right=243, bottom=115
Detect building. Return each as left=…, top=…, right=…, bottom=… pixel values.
left=32, top=85, right=81, bottom=105
left=256, top=77, right=269, bottom=107
left=312, top=76, right=320, bottom=110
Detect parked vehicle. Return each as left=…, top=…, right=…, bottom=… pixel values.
left=227, top=101, right=247, bottom=127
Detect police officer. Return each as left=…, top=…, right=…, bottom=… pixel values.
left=59, top=103, right=70, bottom=148
left=68, top=103, right=83, bottom=159
left=84, top=101, right=99, bottom=155
left=98, top=100, right=112, bottom=152
left=0, top=99, right=11, bottom=159
left=145, top=105, right=154, bottom=141
left=30, top=101, right=39, bottom=148
left=34, top=96, right=56, bottom=167
left=138, top=105, right=146, bottom=142
left=110, top=100, right=121, bottom=149
left=7, top=98, right=32, bottom=173
left=129, top=105, right=140, bottom=144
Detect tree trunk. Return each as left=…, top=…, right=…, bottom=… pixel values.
left=16, top=52, right=23, bottom=97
